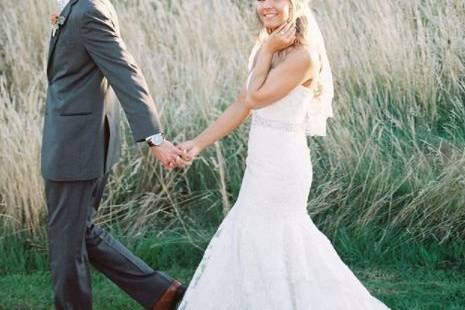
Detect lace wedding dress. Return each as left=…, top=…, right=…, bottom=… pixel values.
left=178, top=69, right=389, bottom=309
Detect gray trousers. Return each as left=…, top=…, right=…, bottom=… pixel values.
left=44, top=173, right=173, bottom=309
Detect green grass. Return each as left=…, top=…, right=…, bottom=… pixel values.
left=1, top=265, right=464, bottom=309
left=1, top=228, right=465, bottom=309
left=0, top=271, right=140, bottom=310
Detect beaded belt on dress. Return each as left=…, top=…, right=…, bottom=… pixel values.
left=251, top=114, right=306, bottom=133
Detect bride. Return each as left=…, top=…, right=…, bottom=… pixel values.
left=177, top=0, right=389, bottom=309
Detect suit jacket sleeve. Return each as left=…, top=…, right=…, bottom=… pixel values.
left=80, top=5, right=161, bottom=142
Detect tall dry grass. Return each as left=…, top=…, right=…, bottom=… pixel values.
left=0, top=0, right=464, bottom=244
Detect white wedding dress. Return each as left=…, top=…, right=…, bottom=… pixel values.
left=178, top=74, right=389, bottom=309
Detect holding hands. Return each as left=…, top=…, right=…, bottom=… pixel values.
left=149, top=138, right=202, bottom=170
left=177, top=139, right=202, bottom=161
left=150, top=139, right=191, bottom=170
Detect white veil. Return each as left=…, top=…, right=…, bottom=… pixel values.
left=304, top=6, right=334, bottom=137
left=247, top=2, right=334, bottom=137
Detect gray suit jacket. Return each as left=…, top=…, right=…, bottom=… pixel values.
left=42, top=0, right=161, bottom=181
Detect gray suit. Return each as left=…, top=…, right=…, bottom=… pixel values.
left=42, top=0, right=174, bottom=308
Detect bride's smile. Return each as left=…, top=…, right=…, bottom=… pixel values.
left=256, top=0, right=291, bottom=31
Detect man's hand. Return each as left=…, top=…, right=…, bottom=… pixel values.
left=177, top=140, right=202, bottom=162
left=150, top=140, right=191, bottom=170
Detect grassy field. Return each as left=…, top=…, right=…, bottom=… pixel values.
left=2, top=266, right=465, bottom=310
left=1, top=229, right=465, bottom=309
left=1, top=227, right=465, bottom=309
left=1, top=0, right=465, bottom=308
left=0, top=0, right=464, bottom=241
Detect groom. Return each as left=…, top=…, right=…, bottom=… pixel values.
left=42, top=0, right=190, bottom=309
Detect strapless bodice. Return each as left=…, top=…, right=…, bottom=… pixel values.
left=251, top=85, right=314, bottom=133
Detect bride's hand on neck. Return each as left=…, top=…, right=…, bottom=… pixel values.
left=263, top=22, right=296, bottom=54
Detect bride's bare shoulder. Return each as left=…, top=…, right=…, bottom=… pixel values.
left=289, top=45, right=316, bottom=64
left=275, top=46, right=312, bottom=73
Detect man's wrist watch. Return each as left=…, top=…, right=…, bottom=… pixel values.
left=146, top=133, right=165, bottom=147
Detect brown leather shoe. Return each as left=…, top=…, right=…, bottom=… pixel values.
left=152, top=280, right=184, bottom=310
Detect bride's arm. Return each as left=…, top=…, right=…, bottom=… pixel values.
left=246, top=22, right=317, bottom=110
left=246, top=45, right=315, bottom=110
left=179, top=88, right=251, bottom=157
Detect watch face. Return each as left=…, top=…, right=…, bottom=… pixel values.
left=154, top=134, right=164, bottom=145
